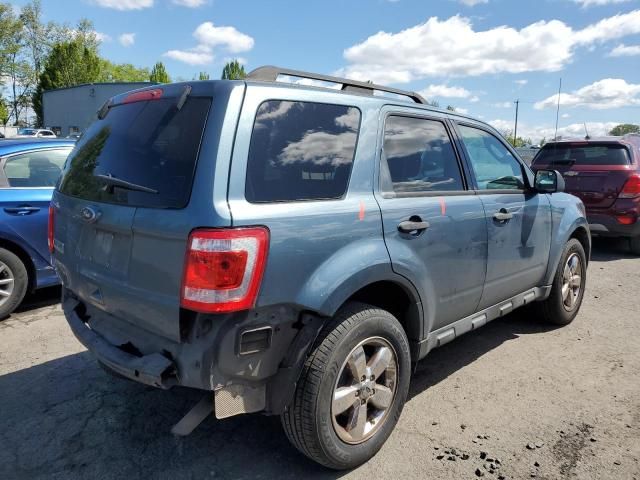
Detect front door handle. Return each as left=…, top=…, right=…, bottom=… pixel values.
left=398, top=220, right=430, bottom=234
left=3, top=206, right=41, bottom=215
left=493, top=208, right=513, bottom=222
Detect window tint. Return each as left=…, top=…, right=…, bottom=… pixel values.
left=533, top=143, right=631, bottom=166
left=246, top=101, right=360, bottom=202
left=383, top=116, right=463, bottom=194
left=58, top=97, right=211, bottom=208
left=458, top=125, right=525, bottom=190
left=3, top=149, right=69, bottom=187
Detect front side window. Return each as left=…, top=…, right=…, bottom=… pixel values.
left=383, top=116, right=464, bottom=194
left=3, top=149, right=70, bottom=187
left=246, top=100, right=360, bottom=203
left=458, top=125, right=525, bottom=191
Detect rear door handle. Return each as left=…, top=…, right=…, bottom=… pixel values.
left=3, top=206, right=41, bottom=215
left=493, top=209, right=513, bottom=222
left=398, top=220, right=430, bottom=234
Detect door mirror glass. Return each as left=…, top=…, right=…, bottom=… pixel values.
left=535, top=169, right=565, bottom=193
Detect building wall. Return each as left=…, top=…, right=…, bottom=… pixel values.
left=42, top=83, right=154, bottom=137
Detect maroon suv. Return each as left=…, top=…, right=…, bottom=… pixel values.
left=532, top=134, right=640, bottom=254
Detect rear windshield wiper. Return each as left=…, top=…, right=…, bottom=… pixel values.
left=95, top=173, right=159, bottom=194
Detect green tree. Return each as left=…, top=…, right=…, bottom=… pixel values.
left=539, top=137, right=547, bottom=147
left=0, top=96, right=9, bottom=125
left=446, top=105, right=456, bottom=112
left=149, top=61, right=170, bottom=83
left=198, top=71, right=210, bottom=80
left=221, top=59, right=246, bottom=80
left=99, top=60, right=150, bottom=82
left=608, top=124, right=640, bottom=136
left=32, top=38, right=101, bottom=125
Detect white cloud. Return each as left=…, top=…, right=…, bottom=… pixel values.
left=118, top=33, right=135, bottom=47
left=492, top=101, right=513, bottom=108
left=534, top=78, right=640, bottom=110
left=562, top=113, right=571, bottom=118
left=572, top=0, right=631, bottom=7
left=609, top=43, right=640, bottom=56
left=489, top=119, right=622, bottom=142
left=455, top=107, right=470, bottom=114
left=95, top=31, right=111, bottom=42
left=420, top=84, right=473, bottom=99
left=515, top=79, right=528, bottom=86
left=194, top=22, right=254, bottom=53
left=338, top=10, right=640, bottom=83
left=93, top=0, right=153, bottom=10
left=163, top=21, right=254, bottom=66
left=459, top=0, right=488, bottom=5
left=172, top=0, right=206, bottom=6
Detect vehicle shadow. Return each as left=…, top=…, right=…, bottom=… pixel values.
left=590, top=237, right=636, bottom=262
left=13, top=286, right=61, bottom=314
left=0, top=307, right=558, bottom=480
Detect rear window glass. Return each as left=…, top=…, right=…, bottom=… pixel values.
left=246, top=100, right=360, bottom=203
left=58, top=96, right=211, bottom=208
left=533, top=144, right=631, bottom=166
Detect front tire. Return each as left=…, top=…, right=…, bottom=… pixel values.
left=535, top=238, right=587, bottom=325
left=0, top=248, right=29, bottom=319
left=282, top=302, right=411, bottom=469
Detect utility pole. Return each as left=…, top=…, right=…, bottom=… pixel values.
left=513, top=99, right=520, bottom=147
left=554, top=78, right=562, bottom=141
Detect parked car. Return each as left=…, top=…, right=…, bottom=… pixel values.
left=0, top=138, right=75, bottom=318
left=51, top=67, right=589, bottom=469
left=532, top=135, right=640, bottom=254
left=15, top=128, right=57, bottom=138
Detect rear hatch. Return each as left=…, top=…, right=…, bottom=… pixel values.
left=532, top=142, right=634, bottom=209
left=53, top=85, right=216, bottom=341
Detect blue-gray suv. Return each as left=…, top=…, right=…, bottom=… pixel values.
left=52, top=66, right=590, bottom=469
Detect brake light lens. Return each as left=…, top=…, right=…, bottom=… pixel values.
left=619, top=174, right=640, bottom=198
left=122, top=88, right=163, bottom=104
left=181, top=227, right=269, bottom=313
left=48, top=205, right=55, bottom=253
left=616, top=215, right=636, bottom=225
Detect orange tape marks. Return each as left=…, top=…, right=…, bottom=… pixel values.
left=359, top=201, right=366, bottom=221
left=439, top=197, right=446, bottom=216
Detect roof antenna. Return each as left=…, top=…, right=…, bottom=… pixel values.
left=583, top=122, right=590, bottom=140
left=554, top=78, right=562, bottom=141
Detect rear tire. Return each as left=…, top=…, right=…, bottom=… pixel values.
left=281, top=302, right=411, bottom=470
left=0, top=248, right=29, bottom=319
left=629, top=236, right=640, bottom=256
left=535, top=238, right=586, bottom=325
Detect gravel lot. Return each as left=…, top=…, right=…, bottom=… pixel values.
left=1, top=238, right=639, bottom=480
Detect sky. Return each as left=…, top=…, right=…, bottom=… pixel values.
left=10, top=0, right=640, bottom=142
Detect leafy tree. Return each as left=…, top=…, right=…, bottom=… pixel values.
left=0, top=96, right=9, bottom=125
left=539, top=137, right=547, bottom=147
left=446, top=105, right=456, bottom=112
left=32, top=38, right=101, bottom=125
left=426, top=100, right=440, bottom=108
left=608, top=124, right=640, bottom=136
left=99, top=60, right=150, bottom=82
left=149, top=61, right=170, bottom=83
left=501, top=130, right=533, bottom=147
left=198, top=71, right=210, bottom=80
left=221, top=60, right=246, bottom=80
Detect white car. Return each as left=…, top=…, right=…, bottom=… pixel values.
left=15, top=128, right=57, bottom=138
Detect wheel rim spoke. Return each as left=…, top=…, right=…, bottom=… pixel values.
left=346, top=346, right=367, bottom=380
left=369, top=385, right=393, bottom=410
left=0, top=278, right=13, bottom=286
left=333, top=386, right=359, bottom=415
left=0, top=289, right=10, bottom=297
left=368, top=346, right=392, bottom=380
left=570, top=274, right=581, bottom=289
left=346, top=402, right=368, bottom=440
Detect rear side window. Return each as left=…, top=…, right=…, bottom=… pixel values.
left=382, top=116, right=464, bottom=194
left=246, top=101, right=360, bottom=203
left=3, top=149, right=69, bottom=187
left=58, top=97, right=211, bottom=208
left=533, top=144, right=631, bottom=166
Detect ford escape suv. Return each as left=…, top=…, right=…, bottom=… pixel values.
left=52, top=66, right=590, bottom=470
left=532, top=135, right=640, bottom=254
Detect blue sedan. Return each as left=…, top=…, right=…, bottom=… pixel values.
left=0, top=138, right=75, bottom=317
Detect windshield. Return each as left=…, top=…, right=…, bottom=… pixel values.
left=58, top=96, right=211, bottom=208
left=18, top=129, right=36, bottom=135
left=533, top=143, right=631, bottom=166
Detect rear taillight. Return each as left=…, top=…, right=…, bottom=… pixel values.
left=619, top=174, right=640, bottom=199
left=180, top=227, right=269, bottom=313
left=47, top=205, right=54, bottom=253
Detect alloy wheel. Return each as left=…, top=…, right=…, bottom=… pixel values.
left=561, top=252, right=582, bottom=311
left=0, top=260, right=15, bottom=308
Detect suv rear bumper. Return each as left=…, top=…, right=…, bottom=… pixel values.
left=61, top=289, right=320, bottom=417
left=588, top=211, right=640, bottom=238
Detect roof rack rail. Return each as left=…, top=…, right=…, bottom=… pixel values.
left=246, top=65, right=427, bottom=105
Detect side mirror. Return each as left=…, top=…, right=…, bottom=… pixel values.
left=535, top=169, right=565, bottom=193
